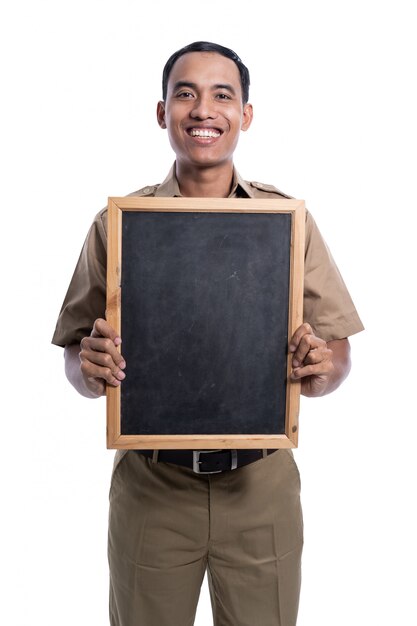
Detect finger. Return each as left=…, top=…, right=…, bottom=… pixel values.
left=91, top=318, right=122, bottom=347
left=289, top=322, right=314, bottom=353
left=80, top=360, right=124, bottom=387
left=80, top=348, right=126, bottom=381
left=291, top=358, right=334, bottom=380
left=84, top=376, right=106, bottom=397
left=292, top=334, right=327, bottom=368
left=302, top=346, right=333, bottom=366
left=81, top=336, right=126, bottom=369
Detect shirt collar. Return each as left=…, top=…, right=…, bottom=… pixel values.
left=154, top=164, right=181, bottom=197
left=155, top=162, right=255, bottom=199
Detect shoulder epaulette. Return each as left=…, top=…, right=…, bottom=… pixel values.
left=248, top=181, right=293, bottom=199
left=127, top=185, right=159, bottom=198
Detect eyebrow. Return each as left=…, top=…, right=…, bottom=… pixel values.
left=214, top=83, right=237, bottom=95
left=172, top=81, right=237, bottom=95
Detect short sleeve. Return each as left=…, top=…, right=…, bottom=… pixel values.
left=51, top=209, right=108, bottom=347
left=303, top=211, right=364, bottom=341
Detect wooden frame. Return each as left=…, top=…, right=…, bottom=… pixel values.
left=106, top=197, right=305, bottom=449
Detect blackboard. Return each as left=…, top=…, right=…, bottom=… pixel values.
left=106, top=197, right=305, bottom=449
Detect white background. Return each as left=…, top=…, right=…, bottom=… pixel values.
left=1, top=1, right=416, bottom=624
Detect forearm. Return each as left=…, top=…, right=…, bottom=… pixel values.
left=290, top=322, right=353, bottom=398
left=311, top=338, right=352, bottom=397
left=64, top=344, right=104, bottom=398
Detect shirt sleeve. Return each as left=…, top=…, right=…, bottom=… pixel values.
left=51, top=209, right=108, bottom=347
left=303, top=210, right=364, bottom=342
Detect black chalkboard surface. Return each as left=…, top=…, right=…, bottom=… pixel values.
left=106, top=197, right=305, bottom=450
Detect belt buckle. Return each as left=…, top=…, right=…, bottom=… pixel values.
left=192, top=449, right=238, bottom=474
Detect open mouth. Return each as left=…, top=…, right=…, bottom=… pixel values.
left=187, top=128, right=222, bottom=138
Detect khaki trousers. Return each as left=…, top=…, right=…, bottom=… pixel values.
left=108, top=449, right=303, bottom=626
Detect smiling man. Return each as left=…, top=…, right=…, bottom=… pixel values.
left=53, top=42, right=363, bottom=626
left=156, top=49, right=253, bottom=195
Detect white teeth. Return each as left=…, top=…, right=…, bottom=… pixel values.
left=190, top=129, right=221, bottom=138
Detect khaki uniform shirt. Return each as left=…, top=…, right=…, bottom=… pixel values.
left=52, top=165, right=363, bottom=347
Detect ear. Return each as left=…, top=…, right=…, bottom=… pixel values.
left=157, top=101, right=167, bottom=129
left=241, top=103, right=253, bottom=132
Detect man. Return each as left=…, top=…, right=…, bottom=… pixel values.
left=53, top=42, right=363, bottom=626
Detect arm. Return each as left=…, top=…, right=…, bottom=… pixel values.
left=64, top=318, right=126, bottom=399
left=289, top=322, right=351, bottom=397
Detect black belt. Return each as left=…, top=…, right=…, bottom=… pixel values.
left=136, top=449, right=277, bottom=474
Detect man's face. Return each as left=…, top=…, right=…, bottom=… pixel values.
left=157, top=51, right=253, bottom=171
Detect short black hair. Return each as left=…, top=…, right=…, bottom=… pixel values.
left=162, top=41, right=250, bottom=104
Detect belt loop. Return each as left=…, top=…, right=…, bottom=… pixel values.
left=262, top=449, right=267, bottom=459
left=152, top=450, right=159, bottom=464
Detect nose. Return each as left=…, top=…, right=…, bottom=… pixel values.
left=190, top=95, right=217, bottom=120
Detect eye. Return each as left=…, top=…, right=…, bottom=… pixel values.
left=176, top=91, right=194, bottom=99
left=216, top=93, right=232, bottom=100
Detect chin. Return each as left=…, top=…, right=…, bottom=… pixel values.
left=188, top=151, right=231, bottom=168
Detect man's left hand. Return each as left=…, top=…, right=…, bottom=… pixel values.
left=289, top=322, right=351, bottom=397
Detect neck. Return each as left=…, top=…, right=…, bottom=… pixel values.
left=176, top=161, right=234, bottom=198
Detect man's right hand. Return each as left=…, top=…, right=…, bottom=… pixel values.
left=65, top=318, right=126, bottom=398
